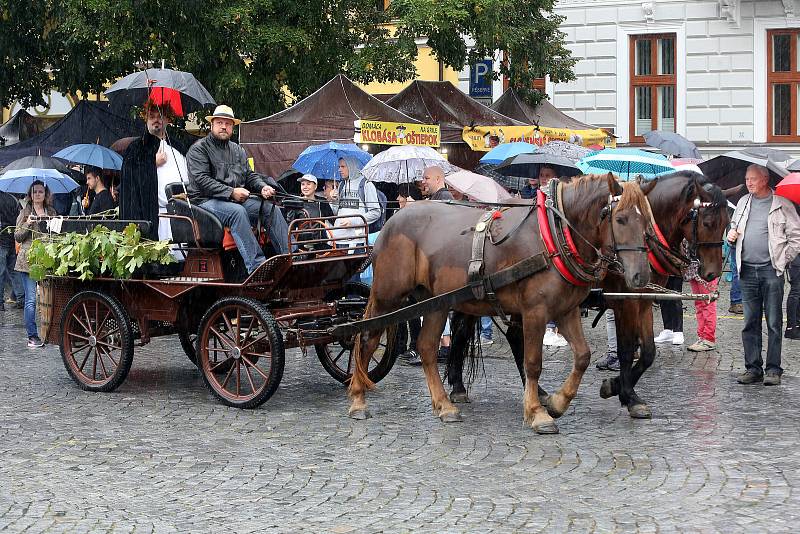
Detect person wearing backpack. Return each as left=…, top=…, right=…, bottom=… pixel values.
left=328, top=157, right=382, bottom=248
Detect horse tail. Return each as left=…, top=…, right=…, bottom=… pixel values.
left=350, top=298, right=378, bottom=393
left=446, top=312, right=484, bottom=389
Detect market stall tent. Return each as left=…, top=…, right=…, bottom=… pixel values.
left=0, top=110, right=43, bottom=148
left=240, top=74, right=421, bottom=178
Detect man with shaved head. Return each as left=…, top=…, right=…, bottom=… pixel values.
left=420, top=166, right=453, bottom=201
left=729, top=163, right=800, bottom=386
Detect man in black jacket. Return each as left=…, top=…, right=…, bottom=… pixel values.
left=0, top=191, right=23, bottom=310
left=186, top=105, right=289, bottom=273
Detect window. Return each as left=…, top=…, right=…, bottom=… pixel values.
left=629, top=34, right=676, bottom=142
left=767, top=29, right=800, bottom=141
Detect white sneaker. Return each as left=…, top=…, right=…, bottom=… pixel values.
left=551, top=333, right=568, bottom=347
left=671, top=332, right=684, bottom=345
left=480, top=336, right=493, bottom=346
left=543, top=328, right=557, bottom=346
left=653, top=329, right=674, bottom=344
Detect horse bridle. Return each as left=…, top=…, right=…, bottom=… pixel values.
left=681, top=198, right=725, bottom=260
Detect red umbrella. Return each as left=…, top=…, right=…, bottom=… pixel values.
left=776, top=172, right=800, bottom=204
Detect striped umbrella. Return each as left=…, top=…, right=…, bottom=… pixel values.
left=578, top=148, right=673, bottom=180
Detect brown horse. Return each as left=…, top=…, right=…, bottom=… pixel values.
left=445, top=171, right=734, bottom=419
left=347, top=174, right=655, bottom=434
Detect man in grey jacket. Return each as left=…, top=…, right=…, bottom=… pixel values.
left=186, top=105, right=289, bottom=273
left=728, top=164, right=800, bottom=385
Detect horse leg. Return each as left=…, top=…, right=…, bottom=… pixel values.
left=541, top=308, right=591, bottom=419
left=506, top=321, right=549, bottom=402
left=624, top=303, right=655, bottom=419
left=418, top=310, right=463, bottom=422
left=521, top=311, right=557, bottom=434
left=447, top=312, right=477, bottom=404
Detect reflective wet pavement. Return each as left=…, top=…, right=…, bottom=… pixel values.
left=1, top=280, right=798, bottom=533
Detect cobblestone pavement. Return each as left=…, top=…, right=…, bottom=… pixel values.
left=1, top=280, right=799, bottom=533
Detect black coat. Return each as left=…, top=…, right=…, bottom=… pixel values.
left=120, top=132, right=185, bottom=240
left=0, top=191, right=20, bottom=249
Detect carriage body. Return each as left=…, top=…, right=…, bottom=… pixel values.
left=41, top=212, right=401, bottom=408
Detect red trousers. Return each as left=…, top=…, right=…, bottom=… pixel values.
left=690, top=278, right=718, bottom=342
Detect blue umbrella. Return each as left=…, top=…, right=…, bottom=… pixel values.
left=578, top=148, right=673, bottom=181
left=479, top=142, right=538, bottom=165
left=53, top=143, right=123, bottom=171
left=293, top=142, right=371, bottom=180
left=0, top=168, right=80, bottom=194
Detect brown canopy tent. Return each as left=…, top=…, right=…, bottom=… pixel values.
left=386, top=80, right=524, bottom=170
left=490, top=88, right=602, bottom=130
left=239, top=74, right=421, bottom=177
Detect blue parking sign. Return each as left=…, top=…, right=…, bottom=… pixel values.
left=470, top=60, right=493, bottom=97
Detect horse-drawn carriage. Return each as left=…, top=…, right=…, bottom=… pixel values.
left=38, top=190, right=401, bottom=408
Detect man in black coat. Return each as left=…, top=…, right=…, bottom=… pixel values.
left=0, top=191, right=23, bottom=310
left=119, top=105, right=185, bottom=240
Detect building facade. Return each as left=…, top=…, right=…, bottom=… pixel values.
left=547, top=0, right=800, bottom=155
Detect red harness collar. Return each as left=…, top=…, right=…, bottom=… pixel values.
left=536, top=189, right=590, bottom=286
left=647, top=220, right=673, bottom=276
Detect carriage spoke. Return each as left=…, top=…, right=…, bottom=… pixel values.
left=236, top=309, right=241, bottom=341
left=222, top=311, right=236, bottom=339
left=243, top=361, right=257, bottom=393
left=209, top=326, right=236, bottom=348
left=95, top=339, right=122, bottom=351
left=96, top=348, right=110, bottom=379
left=67, top=331, right=91, bottom=341
left=331, top=346, right=348, bottom=365
left=82, top=303, right=94, bottom=335
left=242, top=355, right=270, bottom=380
left=240, top=333, right=268, bottom=353
left=219, top=361, right=236, bottom=389
left=236, top=361, right=241, bottom=396
left=95, top=309, right=112, bottom=337
left=91, top=348, right=98, bottom=380
left=71, top=314, right=91, bottom=336
left=209, top=358, right=233, bottom=373
left=77, top=347, right=92, bottom=371
left=99, top=345, right=119, bottom=367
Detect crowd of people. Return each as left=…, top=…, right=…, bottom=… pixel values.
left=3, top=102, right=800, bottom=389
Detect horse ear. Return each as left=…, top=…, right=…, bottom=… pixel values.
left=606, top=172, right=623, bottom=196
left=722, top=184, right=745, bottom=198
left=640, top=177, right=658, bottom=195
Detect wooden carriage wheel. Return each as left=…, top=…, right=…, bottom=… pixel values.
left=197, top=297, right=285, bottom=408
left=60, top=290, right=134, bottom=392
left=315, top=283, right=404, bottom=385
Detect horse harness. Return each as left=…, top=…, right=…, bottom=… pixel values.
left=644, top=197, right=724, bottom=277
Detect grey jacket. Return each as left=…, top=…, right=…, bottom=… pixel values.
left=731, top=192, right=800, bottom=276
left=186, top=134, right=276, bottom=203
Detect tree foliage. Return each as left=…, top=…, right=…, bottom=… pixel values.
left=1, top=0, right=573, bottom=118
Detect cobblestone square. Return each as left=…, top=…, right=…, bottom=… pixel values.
left=1, top=280, right=798, bottom=533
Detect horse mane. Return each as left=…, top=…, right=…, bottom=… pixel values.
left=653, top=170, right=727, bottom=209
left=566, top=174, right=648, bottom=215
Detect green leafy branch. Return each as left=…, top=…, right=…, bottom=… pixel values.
left=27, top=223, right=175, bottom=281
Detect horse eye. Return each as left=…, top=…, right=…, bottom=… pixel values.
left=615, top=216, right=627, bottom=225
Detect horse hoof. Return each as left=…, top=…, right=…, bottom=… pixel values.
left=628, top=403, right=652, bottom=419
left=541, top=395, right=562, bottom=419
left=599, top=379, right=616, bottom=399
left=348, top=409, right=371, bottom=420
left=440, top=411, right=463, bottom=423
left=533, top=421, right=559, bottom=435
left=450, top=392, right=471, bottom=404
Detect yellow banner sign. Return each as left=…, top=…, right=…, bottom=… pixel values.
left=355, top=120, right=440, bottom=147
left=462, top=125, right=616, bottom=151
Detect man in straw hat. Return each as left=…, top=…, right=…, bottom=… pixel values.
left=186, top=105, right=289, bottom=273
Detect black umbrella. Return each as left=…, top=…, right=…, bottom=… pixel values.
left=474, top=162, right=527, bottom=192
left=2, top=154, right=70, bottom=174
left=496, top=153, right=582, bottom=179
left=699, top=148, right=790, bottom=202
left=105, top=67, right=216, bottom=115
left=643, top=131, right=702, bottom=159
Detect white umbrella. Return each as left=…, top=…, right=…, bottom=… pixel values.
left=445, top=170, right=512, bottom=203
left=361, top=146, right=460, bottom=183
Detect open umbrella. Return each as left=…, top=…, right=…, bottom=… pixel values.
left=361, top=146, right=460, bottom=183
left=0, top=155, right=79, bottom=194
left=643, top=131, right=702, bottom=159
left=787, top=159, right=800, bottom=172
left=775, top=173, right=800, bottom=205
left=53, top=143, right=123, bottom=171
left=479, top=142, right=537, bottom=165
left=475, top=162, right=526, bottom=192
left=699, top=148, right=790, bottom=202
left=534, top=140, right=596, bottom=162
left=292, top=142, right=371, bottom=181
left=105, top=67, right=216, bottom=116
left=445, top=170, right=512, bottom=203
left=578, top=148, right=673, bottom=180
left=496, top=153, right=582, bottom=179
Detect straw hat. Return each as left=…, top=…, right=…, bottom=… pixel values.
left=205, top=105, right=241, bottom=125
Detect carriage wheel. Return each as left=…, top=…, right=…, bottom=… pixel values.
left=177, top=328, right=198, bottom=365
left=197, top=297, right=284, bottom=408
left=60, top=290, right=134, bottom=392
left=315, top=282, right=405, bottom=385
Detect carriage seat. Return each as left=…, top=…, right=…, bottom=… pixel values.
left=164, top=182, right=225, bottom=248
